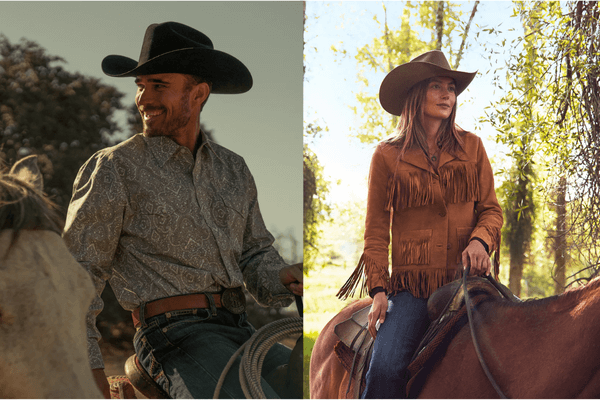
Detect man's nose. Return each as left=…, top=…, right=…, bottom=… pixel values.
left=136, top=87, right=154, bottom=107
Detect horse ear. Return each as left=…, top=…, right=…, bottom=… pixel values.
left=10, top=155, right=44, bottom=192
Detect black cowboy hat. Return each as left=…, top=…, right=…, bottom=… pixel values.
left=379, top=50, right=476, bottom=116
left=102, top=22, right=252, bottom=94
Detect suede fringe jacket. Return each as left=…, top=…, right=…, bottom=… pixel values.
left=338, top=132, right=503, bottom=300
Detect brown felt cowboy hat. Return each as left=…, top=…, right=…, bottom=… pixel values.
left=102, top=22, right=252, bottom=94
left=379, top=50, right=476, bottom=116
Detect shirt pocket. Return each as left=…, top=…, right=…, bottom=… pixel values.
left=395, top=229, right=432, bottom=265
left=456, top=226, right=474, bottom=264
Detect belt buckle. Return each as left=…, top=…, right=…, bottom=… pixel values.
left=221, top=287, right=246, bottom=314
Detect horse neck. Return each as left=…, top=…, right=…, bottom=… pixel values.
left=548, top=277, right=600, bottom=316
left=494, top=277, right=600, bottom=334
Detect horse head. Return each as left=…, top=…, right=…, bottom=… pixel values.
left=0, top=155, right=63, bottom=234
left=0, top=156, right=101, bottom=398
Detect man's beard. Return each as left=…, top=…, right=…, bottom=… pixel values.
left=142, top=92, right=192, bottom=138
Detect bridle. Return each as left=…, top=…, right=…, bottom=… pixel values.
left=463, top=264, right=508, bottom=399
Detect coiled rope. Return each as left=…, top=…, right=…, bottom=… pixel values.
left=213, top=316, right=303, bottom=399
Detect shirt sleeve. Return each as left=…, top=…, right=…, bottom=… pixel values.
left=62, top=152, right=126, bottom=370
left=238, top=165, right=294, bottom=308
left=469, top=137, right=504, bottom=276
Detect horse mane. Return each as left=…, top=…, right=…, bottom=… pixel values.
left=493, top=276, right=600, bottom=311
left=0, top=167, right=63, bottom=235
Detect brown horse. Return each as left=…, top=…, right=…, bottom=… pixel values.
left=0, top=156, right=101, bottom=398
left=310, top=278, right=600, bottom=398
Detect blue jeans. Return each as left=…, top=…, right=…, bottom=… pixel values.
left=134, top=308, right=290, bottom=399
left=361, top=291, right=430, bottom=399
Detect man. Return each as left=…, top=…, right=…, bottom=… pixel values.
left=63, top=22, right=302, bottom=399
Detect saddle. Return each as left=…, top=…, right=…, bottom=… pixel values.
left=334, top=277, right=519, bottom=399
left=333, top=306, right=373, bottom=398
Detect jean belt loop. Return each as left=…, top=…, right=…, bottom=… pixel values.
left=205, top=293, right=218, bottom=317
left=139, top=301, right=148, bottom=329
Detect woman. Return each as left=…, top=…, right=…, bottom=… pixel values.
left=337, top=50, right=503, bottom=399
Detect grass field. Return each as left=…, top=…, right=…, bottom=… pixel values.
left=304, top=264, right=357, bottom=398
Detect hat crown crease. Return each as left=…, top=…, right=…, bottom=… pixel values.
left=141, top=22, right=213, bottom=64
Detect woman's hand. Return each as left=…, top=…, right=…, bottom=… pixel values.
left=462, top=240, right=491, bottom=276
left=368, top=292, right=388, bottom=339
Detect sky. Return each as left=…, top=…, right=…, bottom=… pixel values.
left=0, top=1, right=303, bottom=256
left=304, top=1, right=522, bottom=206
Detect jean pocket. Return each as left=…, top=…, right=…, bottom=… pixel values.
left=158, top=309, right=212, bottom=340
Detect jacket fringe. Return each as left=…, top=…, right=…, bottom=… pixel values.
left=389, top=268, right=461, bottom=299
left=386, top=171, right=434, bottom=211
left=484, top=225, right=502, bottom=278
left=397, top=237, right=430, bottom=265
left=386, top=163, right=479, bottom=212
left=439, top=162, right=480, bottom=204
left=337, top=253, right=389, bottom=300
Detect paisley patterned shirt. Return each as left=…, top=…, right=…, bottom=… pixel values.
left=63, top=131, right=293, bottom=369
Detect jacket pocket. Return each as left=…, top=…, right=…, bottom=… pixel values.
left=395, top=229, right=432, bottom=265
left=456, top=226, right=474, bottom=264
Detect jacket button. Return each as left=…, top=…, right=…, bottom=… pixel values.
left=439, top=211, right=447, bottom=217
left=447, top=243, right=452, bottom=250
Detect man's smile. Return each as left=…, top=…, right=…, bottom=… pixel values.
left=141, top=109, right=165, bottom=121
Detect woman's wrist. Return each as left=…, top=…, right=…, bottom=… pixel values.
left=469, top=237, right=489, bottom=253
left=369, top=286, right=387, bottom=298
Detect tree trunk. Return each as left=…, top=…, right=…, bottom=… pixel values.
left=554, top=175, right=567, bottom=294
left=454, top=1, right=479, bottom=69
left=435, top=1, right=445, bottom=50
left=507, top=142, right=534, bottom=297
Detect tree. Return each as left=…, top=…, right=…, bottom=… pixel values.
left=332, top=1, right=480, bottom=145
left=303, top=122, right=332, bottom=271
left=484, top=1, right=600, bottom=293
left=0, top=35, right=127, bottom=213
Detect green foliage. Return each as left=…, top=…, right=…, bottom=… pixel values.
left=484, top=1, right=600, bottom=292
left=338, top=1, right=477, bottom=144
left=303, top=332, right=317, bottom=399
left=0, top=35, right=129, bottom=213
left=303, top=122, right=333, bottom=272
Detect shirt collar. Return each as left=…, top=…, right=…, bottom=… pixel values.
left=142, top=130, right=215, bottom=168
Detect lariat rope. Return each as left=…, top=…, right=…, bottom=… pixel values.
left=213, top=295, right=303, bottom=399
left=213, top=317, right=303, bottom=399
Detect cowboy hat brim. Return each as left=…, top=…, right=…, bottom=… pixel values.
left=102, top=47, right=253, bottom=94
left=379, top=63, right=476, bottom=116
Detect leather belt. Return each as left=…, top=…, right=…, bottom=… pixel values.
left=131, top=288, right=246, bottom=328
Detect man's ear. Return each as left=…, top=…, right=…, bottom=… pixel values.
left=193, top=82, right=210, bottom=109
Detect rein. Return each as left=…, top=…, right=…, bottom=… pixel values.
left=463, top=265, right=508, bottom=399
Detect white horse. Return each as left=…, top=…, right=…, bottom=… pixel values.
left=0, top=156, right=101, bottom=398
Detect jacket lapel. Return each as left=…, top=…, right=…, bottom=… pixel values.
left=401, top=148, right=434, bottom=173
left=438, top=146, right=470, bottom=168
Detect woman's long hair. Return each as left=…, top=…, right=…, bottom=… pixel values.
left=385, top=77, right=465, bottom=163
